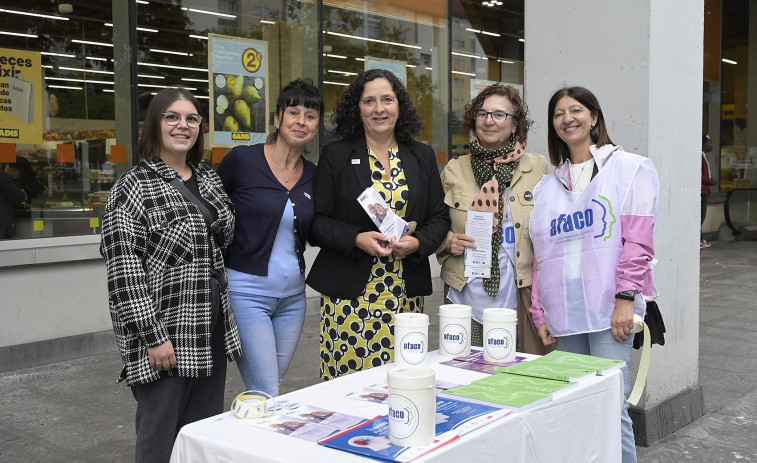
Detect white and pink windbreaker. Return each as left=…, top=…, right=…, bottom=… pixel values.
left=529, top=144, right=659, bottom=337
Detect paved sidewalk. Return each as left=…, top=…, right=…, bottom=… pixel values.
left=0, top=241, right=755, bottom=462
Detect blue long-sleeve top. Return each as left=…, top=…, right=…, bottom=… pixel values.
left=216, top=143, right=316, bottom=276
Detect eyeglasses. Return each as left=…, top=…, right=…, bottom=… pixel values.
left=162, top=111, right=203, bottom=128
left=475, top=110, right=516, bottom=123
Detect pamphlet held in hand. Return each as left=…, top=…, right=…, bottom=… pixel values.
left=464, top=210, right=493, bottom=278
left=358, top=186, right=408, bottom=241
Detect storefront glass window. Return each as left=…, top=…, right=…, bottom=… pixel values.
left=0, top=3, right=115, bottom=239
left=137, top=0, right=318, bottom=159
left=1, top=0, right=527, bottom=243
left=321, top=0, right=449, bottom=161
left=449, top=0, right=524, bottom=157
left=0, top=0, right=317, bottom=241
left=719, top=0, right=755, bottom=192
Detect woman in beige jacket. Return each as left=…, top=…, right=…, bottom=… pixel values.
left=436, top=84, right=551, bottom=354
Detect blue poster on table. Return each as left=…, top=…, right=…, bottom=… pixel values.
left=319, top=397, right=508, bottom=462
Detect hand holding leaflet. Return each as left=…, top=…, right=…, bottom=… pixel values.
left=464, top=210, right=493, bottom=278
left=358, top=186, right=408, bottom=241
left=355, top=231, right=393, bottom=257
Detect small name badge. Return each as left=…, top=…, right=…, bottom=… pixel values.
left=351, top=158, right=360, bottom=164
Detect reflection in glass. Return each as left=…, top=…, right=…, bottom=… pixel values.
left=0, top=0, right=317, bottom=240
left=322, top=1, right=447, bottom=160
left=717, top=0, right=754, bottom=191
left=449, top=0, right=524, bottom=155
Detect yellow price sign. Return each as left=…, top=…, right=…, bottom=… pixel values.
left=242, top=48, right=262, bottom=73
left=33, top=220, right=44, bottom=231
left=90, top=217, right=100, bottom=228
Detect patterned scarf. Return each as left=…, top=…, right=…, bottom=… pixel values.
left=469, top=139, right=522, bottom=298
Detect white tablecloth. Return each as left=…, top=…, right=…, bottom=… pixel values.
left=170, top=351, right=623, bottom=463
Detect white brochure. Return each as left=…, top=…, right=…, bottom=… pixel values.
left=357, top=186, right=408, bottom=241
left=464, top=210, right=493, bottom=278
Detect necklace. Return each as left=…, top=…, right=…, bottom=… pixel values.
left=571, top=158, right=594, bottom=190
left=266, top=144, right=302, bottom=185
left=278, top=157, right=301, bottom=184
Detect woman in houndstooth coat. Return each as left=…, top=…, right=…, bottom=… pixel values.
left=101, top=88, right=241, bottom=463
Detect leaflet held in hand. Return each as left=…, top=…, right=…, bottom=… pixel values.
left=464, top=210, right=492, bottom=278
left=358, top=186, right=408, bottom=241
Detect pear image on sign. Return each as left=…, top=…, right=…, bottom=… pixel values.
left=234, top=99, right=251, bottom=128
left=214, top=74, right=264, bottom=132
left=227, top=75, right=243, bottom=98
left=243, top=85, right=262, bottom=105
left=223, top=116, right=239, bottom=132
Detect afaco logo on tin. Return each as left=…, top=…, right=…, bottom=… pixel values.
left=441, top=324, right=467, bottom=355
left=549, top=195, right=616, bottom=242
left=400, top=332, right=427, bottom=365
left=388, top=395, right=419, bottom=439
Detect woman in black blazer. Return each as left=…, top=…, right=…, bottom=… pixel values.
left=307, top=69, right=449, bottom=380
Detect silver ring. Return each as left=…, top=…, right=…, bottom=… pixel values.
left=156, top=362, right=163, bottom=365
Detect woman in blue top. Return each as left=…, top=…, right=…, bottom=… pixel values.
left=217, top=78, right=323, bottom=396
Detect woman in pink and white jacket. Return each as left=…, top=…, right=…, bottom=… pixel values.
left=529, top=87, right=659, bottom=463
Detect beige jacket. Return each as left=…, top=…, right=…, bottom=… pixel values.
left=436, top=152, right=551, bottom=291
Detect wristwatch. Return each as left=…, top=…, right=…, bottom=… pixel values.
left=615, top=290, right=636, bottom=301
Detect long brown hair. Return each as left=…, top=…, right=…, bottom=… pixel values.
left=547, top=86, right=613, bottom=166
left=137, top=88, right=205, bottom=163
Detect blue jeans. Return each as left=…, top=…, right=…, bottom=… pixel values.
left=557, top=330, right=637, bottom=463
left=229, top=291, right=306, bottom=396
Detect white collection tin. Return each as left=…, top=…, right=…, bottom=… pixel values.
left=394, top=312, right=429, bottom=368
left=438, top=304, right=472, bottom=357
left=483, top=307, right=517, bottom=363
left=387, top=367, right=436, bottom=447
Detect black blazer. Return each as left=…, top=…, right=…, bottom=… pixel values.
left=307, top=137, right=450, bottom=299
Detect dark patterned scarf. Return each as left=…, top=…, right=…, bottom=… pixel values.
left=469, top=140, right=520, bottom=298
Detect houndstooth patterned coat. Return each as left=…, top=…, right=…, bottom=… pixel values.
left=101, top=159, right=241, bottom=386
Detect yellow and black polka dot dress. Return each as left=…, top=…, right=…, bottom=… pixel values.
left=319, top=146, right=424, bottom=380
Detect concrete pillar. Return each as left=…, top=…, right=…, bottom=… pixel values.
left=524, top=0, right=704, bottom=445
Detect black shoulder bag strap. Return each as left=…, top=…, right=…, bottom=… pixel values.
left=167, top=176, right=222, bottom=248
left=168, top=175, right=226, bottom=326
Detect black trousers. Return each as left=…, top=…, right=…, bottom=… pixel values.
left=131, top=308, right=227, bottom=463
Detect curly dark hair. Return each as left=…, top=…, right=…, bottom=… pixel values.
left=331, top=69, right=422, bottom=144
left=547, top=86, right=614, bottom=166
left=462, top=84, right=533, bottom=145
